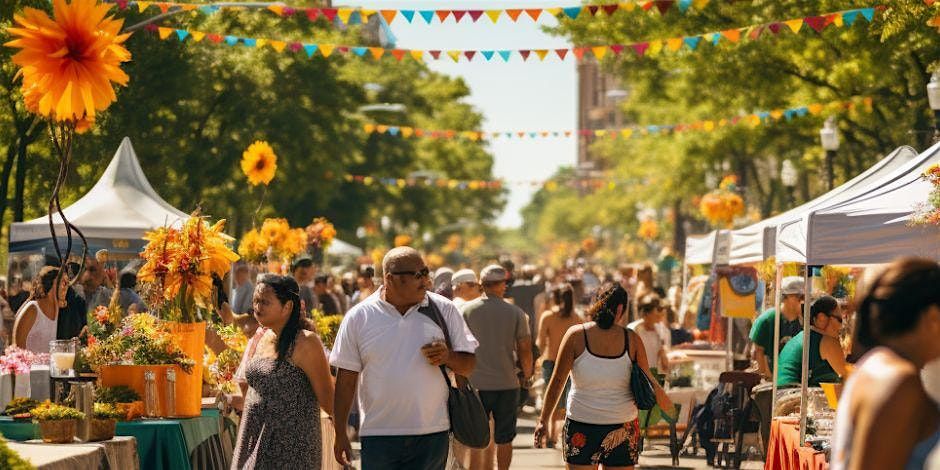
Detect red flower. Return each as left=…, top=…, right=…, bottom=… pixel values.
left=571, top=432, right=587, bottom=448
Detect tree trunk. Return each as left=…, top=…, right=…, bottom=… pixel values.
left=672, top=198, right=686, bottom=258
left=13, top=136, right=28, bottom=222
left=0, top=141, right=19, bottom=231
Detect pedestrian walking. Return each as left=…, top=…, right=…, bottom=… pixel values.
left=331, top=247, right=478, bottom=470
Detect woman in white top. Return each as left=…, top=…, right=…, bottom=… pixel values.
left=832, top=258, right=940, bottom=470
left=13, top=266, right=67, bottom=355
left=535, top=283, right=674, bottom=469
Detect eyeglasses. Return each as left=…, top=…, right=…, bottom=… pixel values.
left=390, top=267, right=430, bottom=280
left=828, top=314, right=843, bottom=324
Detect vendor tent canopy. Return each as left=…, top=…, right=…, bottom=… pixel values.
left=9, top=137, right=188, bottom=257
left=803, top=143, right=940, bottom=265
left=777, top=142, right=940, bottom=264
left=684, top=230, right=730, bottom=265
left=326, top=238, right=364, bottom=257
left=728, top=146, right=917, bottom=265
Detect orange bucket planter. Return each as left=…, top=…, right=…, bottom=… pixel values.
left=98, top=365, right=175, bottom=417
left=166, top=321, right=206, bottom=418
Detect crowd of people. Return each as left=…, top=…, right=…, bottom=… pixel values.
left=1, top=246, right=938, bottom=469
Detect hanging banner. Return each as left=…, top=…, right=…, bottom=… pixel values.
left=147, top=7, right=881, bottom=63
left=111, top=0, right=713, bottom=25
left=362, top=97, right=874, bottom=141
left=338, top=173, right=635, bottom=191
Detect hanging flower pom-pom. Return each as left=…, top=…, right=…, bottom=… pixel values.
left=5, top=0, right=132, bottom=124
left=241, top=141, right=278, bottom=186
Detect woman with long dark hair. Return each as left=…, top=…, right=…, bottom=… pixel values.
left=832, top=258, right=940, bottom=470
left=536, top=284, right=584, bottom=447
left=534, top=283, right=673, bottom=469
left=13, top=266, right=67, bottom=354
left=232, top=275, right=334, bottom=469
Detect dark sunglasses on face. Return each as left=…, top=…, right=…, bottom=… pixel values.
left=391, top=267, right=430, bottom=280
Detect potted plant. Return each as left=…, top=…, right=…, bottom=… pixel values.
left=30, top=401, right=84, bottom=443
left=95, top=386, right=143, bottom=421
left=88, top=403, right=123, bottom=441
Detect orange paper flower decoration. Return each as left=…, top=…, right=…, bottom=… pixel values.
left=637, top=219, right=660, bottom=241
left=394, top=234, right=412, bottom=247
left=4, top=0, right=131, bottom=123
left=241, top=141, right=277, bottom=186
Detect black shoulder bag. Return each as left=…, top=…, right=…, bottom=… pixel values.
left=626, top=328, right=657, bottom=410
left=418, top=300, right=491, bottom=448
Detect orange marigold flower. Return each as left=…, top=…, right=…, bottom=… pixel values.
left=4, top=0, right=132, bottom=123
left=241, top=141, right=277, bottom=186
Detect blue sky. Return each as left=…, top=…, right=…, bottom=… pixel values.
left=353, top=0, right=579, bottom=228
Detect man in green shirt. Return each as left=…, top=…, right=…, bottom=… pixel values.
left=749, top=276, right=804, bottom=378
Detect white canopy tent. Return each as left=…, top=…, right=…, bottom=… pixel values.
left=326, top=238, right=364, bottom=258
left=684, top=230, right=732, bottom=265
left=803, top=144, right=940, bottom=265
left=728, top=146, right=918, bottom=265
left=776, top=142, right=940, bottom=264
left=9, top=137, right=188, bottom=258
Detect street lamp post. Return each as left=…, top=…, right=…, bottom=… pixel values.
left=819, top=117, right=840, bottom=191
left=927, top=72, right=940, bottom=143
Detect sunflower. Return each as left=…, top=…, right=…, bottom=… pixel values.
left=5, top=0, right=131, bottom=123
left=241, top=141, right=277, bottom=186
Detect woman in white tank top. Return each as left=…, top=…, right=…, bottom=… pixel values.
left=535, top=283, right=674, bottom=469
left=13, top=267, right=67, bottom=355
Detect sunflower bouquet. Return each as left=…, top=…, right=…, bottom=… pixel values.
left=238, top=218, right=307, bottom=266
left=137, top=210, right=240, bottom=322
left=699, top=175, right=745, bottom=228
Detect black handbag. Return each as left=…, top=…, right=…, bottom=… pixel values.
left=626, top=329, right=657, bottom=410
left=418, top=300, right=491, bottom=449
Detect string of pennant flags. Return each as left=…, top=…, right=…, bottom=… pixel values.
left=148, top=7, right=880, bottom=63
left=112, top=0, right=713, bottom=25
left=363, top=97, right=874, bottom=141
left=341, top=173, right=633, bottom=191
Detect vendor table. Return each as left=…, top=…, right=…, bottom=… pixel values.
left=7, top=436, right=138, bottom=470
left=0, top=409, right=225, bottom=470
left=765, top=417, right=830, bottom=470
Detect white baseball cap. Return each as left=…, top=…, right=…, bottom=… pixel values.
left=452, top=269, right=477, bottom=285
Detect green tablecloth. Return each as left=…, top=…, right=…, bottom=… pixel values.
left=0, top=409, right=222, bottom=470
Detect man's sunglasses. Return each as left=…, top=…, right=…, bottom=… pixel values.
left=390, top=267, right=430, bottom=280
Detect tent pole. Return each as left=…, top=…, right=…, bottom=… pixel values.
left=727, top=316, right=733, bottom=371
left=799, top=266, right=812, bottom=442
left=771, top=264, right=783, bottom=417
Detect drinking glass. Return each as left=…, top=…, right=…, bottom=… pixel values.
left=49, top=339, right=77, bottom=378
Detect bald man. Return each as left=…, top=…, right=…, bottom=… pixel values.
left=331, top=247, right=478, bottom=470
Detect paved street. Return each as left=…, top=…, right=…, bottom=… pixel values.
left=350, top=413, right=766, bottom=469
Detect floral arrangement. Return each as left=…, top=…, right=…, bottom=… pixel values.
left=92, top=403, right=124, bottom=420
left=3, top=398, right=39, bottom=417
left=94, top=386, right=140, bottom=404
left=238, top=218, right=307, bottom=265
left=0, top=347, right=48, bottom=375
left=5, top=0, right=132, bottom=268
left=910, top=163, right=940, bottom=226
left=305, top=217, right=336, bottom=252
left=820, top=265, right=856, bottom=299
left=581, top=237, right=598, bottom=253
left=312, top=310, right=343, bottom=350
left=137, top=210, right=239, bottom=322
left=206, top=324, right=247, bottom=394
left=30, top=401, right=84, bottom=421
left=83, top=314, right=195, bottom=373
left=637, top=219, right=660, bottom=241
left=699, top=175, right=745, bottom=228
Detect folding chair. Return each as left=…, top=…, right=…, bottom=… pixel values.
left=710, top=371, right=761, bottom=469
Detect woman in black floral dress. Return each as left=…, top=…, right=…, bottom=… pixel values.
left=232, top=275, right=335, bottom=469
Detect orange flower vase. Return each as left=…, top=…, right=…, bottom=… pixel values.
left=166, top=321, right=206, bottom=418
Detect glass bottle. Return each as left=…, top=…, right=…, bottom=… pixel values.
left=143, top=370, right=158, bottom=417
left=165, top=368, right=176, bottom=417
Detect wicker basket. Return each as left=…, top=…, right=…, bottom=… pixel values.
left=88, top=418, right=117, bottom=442
left=38, top=419, right=78, bottom=443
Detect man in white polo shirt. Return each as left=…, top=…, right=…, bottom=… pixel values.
left=331, top=246, right=478, bottom=470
